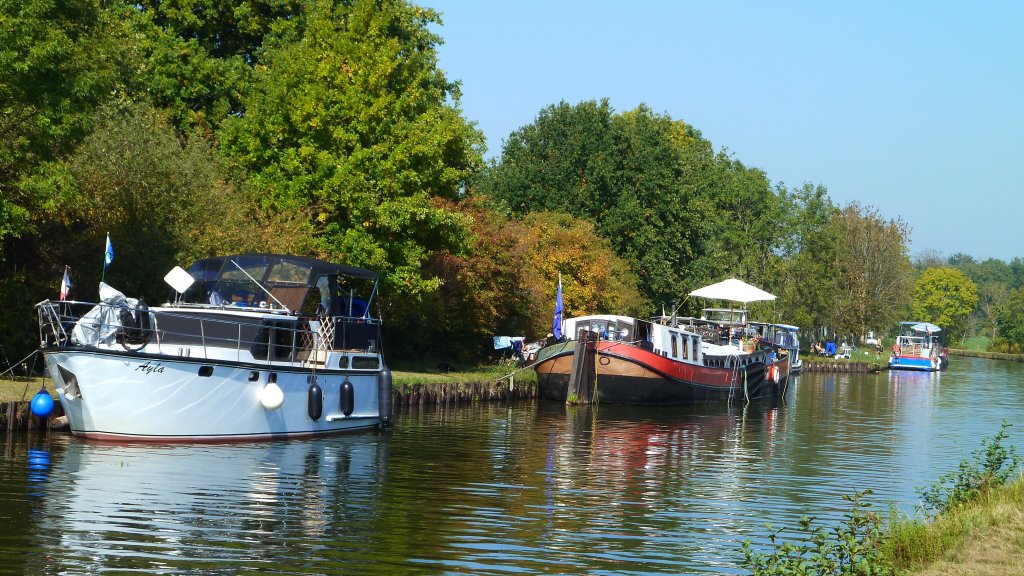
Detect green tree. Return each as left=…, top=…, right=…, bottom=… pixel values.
left=0, top=0, right=121, bottom=249
left=831, top=202, right=913, bottom=340
left=483, top=99, right=617, bottom=217
left=60, top=102, right=272, bottom=300
left=480, top=100, right=718, bottom=306
left=995, top=286, right=1024, bottom=351
left=910, top=267, right=978, bottom=342
left=773, top=183, right=839, bottom=343
left=124, top=0, right=307, bottom=137
left=219, top=0, right=484, bottom=306
left=697, top=155, right=788, bottom=290
left=949, top=256, right=1014, bottom=339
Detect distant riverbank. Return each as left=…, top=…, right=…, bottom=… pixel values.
left=949, top=348, right=1024, bottom=362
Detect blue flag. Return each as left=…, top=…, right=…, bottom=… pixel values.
left=552, top=274, right=563, bottom=340
left=104, top=234, right=114, bottom=266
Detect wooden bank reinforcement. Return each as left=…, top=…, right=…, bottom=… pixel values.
left=1, top=378, right=538, bottom=433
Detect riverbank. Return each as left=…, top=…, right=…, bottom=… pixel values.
left=894, top=475, right=1024, bottom=575
left=949, top=348, right=1024, bottom=363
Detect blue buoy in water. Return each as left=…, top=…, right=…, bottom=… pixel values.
left=30, top=389, right=55, bottom=418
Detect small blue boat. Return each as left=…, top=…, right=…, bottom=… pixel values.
left=889, top=321, right=947, bottom=371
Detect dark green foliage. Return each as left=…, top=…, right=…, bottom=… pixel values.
left=740, top=490, right=896, bottom=576
left=994, top=286, right=1024, bottom=348
left=918, top=420, right=1021, bottom=516
left=481, top=101, right=728, bottom=306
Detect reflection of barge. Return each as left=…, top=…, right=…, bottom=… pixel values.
left=36, top=253, right=393, bottom=441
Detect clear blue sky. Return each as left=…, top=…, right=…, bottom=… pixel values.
left=422, top=0, right=1023, bottom=263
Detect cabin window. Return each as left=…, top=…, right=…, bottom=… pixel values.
left=682, top=336, right=689, bottom=360
left=352, top=356, right=379, bottom=370
left=671, top=334, right=678, bottom=357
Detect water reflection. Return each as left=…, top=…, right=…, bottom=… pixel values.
left=3, top=357, right=1024, bottom=574
left=32, top=435, right=389, bottom=574
left=25, top=448, right=51, bottom=497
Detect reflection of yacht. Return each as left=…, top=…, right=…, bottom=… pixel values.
left=43, top=436, right=388, bottom=555
left=36, top=254, right=393, bottom=441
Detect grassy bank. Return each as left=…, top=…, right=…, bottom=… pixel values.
left=0, top=377, right=53, bottom=403
left=392, top=361, right=536, bottom=387
left=890, top=477, right=1024, bottom=575
left=742, top=422, right=1022, bottom=576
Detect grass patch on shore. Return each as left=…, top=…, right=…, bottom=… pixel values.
left=960, top=337, right=991, bottom=352
left=392, top=361, right=537, bottom=387
left=887, top=477, right=1024, bottom=575
left=0, top=377, right=53, bottom=403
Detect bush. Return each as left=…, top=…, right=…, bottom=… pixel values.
left=917, top=420, right=1021, bottom=516
left=740, top=490, right=896, bottom=576
left=988, top=338, right=1022, bottom=354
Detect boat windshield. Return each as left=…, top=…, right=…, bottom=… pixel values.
left=173, top=254, right=379, bottom=317
left=702, top=308, right=747, bottom=325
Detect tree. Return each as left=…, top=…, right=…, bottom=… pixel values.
left=389, top=201, right=645, bottom=363
left=218, top=0, right=485, bottom=306
left=831, top=202, right=913, bottom=340
left=62, top=101, right=279, bottom=300
left=995, top=286, right=1024, bottom=352
left=696, top=155, right=788, bottom=289
left=773, top=183, right=839, bottom=343
left=0, top=0, right=121, bottom=250
left=910, top=267, right=979, bottom=342
left=480, top=101, right=719, bottom=306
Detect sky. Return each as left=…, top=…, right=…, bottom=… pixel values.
left=421, top=0, right=1024, bottom=263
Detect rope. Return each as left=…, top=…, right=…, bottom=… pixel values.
left=495, top=338, right=641, bottom=386
left=0, top=349, right=43, bottom=401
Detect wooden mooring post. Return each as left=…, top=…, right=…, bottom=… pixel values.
left=565, top=338, right=595, bottom=405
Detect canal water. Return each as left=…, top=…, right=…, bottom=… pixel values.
left=1, top=356, right=1022, bottom=574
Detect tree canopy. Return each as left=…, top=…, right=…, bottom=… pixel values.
left=910, top=267, right=979, bottom=342
left=1, top=0, right=1019, bottom=363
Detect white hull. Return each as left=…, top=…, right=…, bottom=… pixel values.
left=45, top=350, right=385, bottom=441
left=38, top=253, right=393, bottom=442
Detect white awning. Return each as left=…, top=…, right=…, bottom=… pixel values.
left=689, top=278, right=776, bottom=304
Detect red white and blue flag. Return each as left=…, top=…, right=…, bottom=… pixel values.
left=59, top=267, right=71, bottom=300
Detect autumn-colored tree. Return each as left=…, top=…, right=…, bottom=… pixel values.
left=390, top=199, right=646, bottom=364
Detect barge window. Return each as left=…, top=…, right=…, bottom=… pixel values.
left=671, top=334, right=678, bottom=357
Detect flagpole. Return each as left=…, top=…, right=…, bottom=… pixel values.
left=101, top=232, right=112, bottom=284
